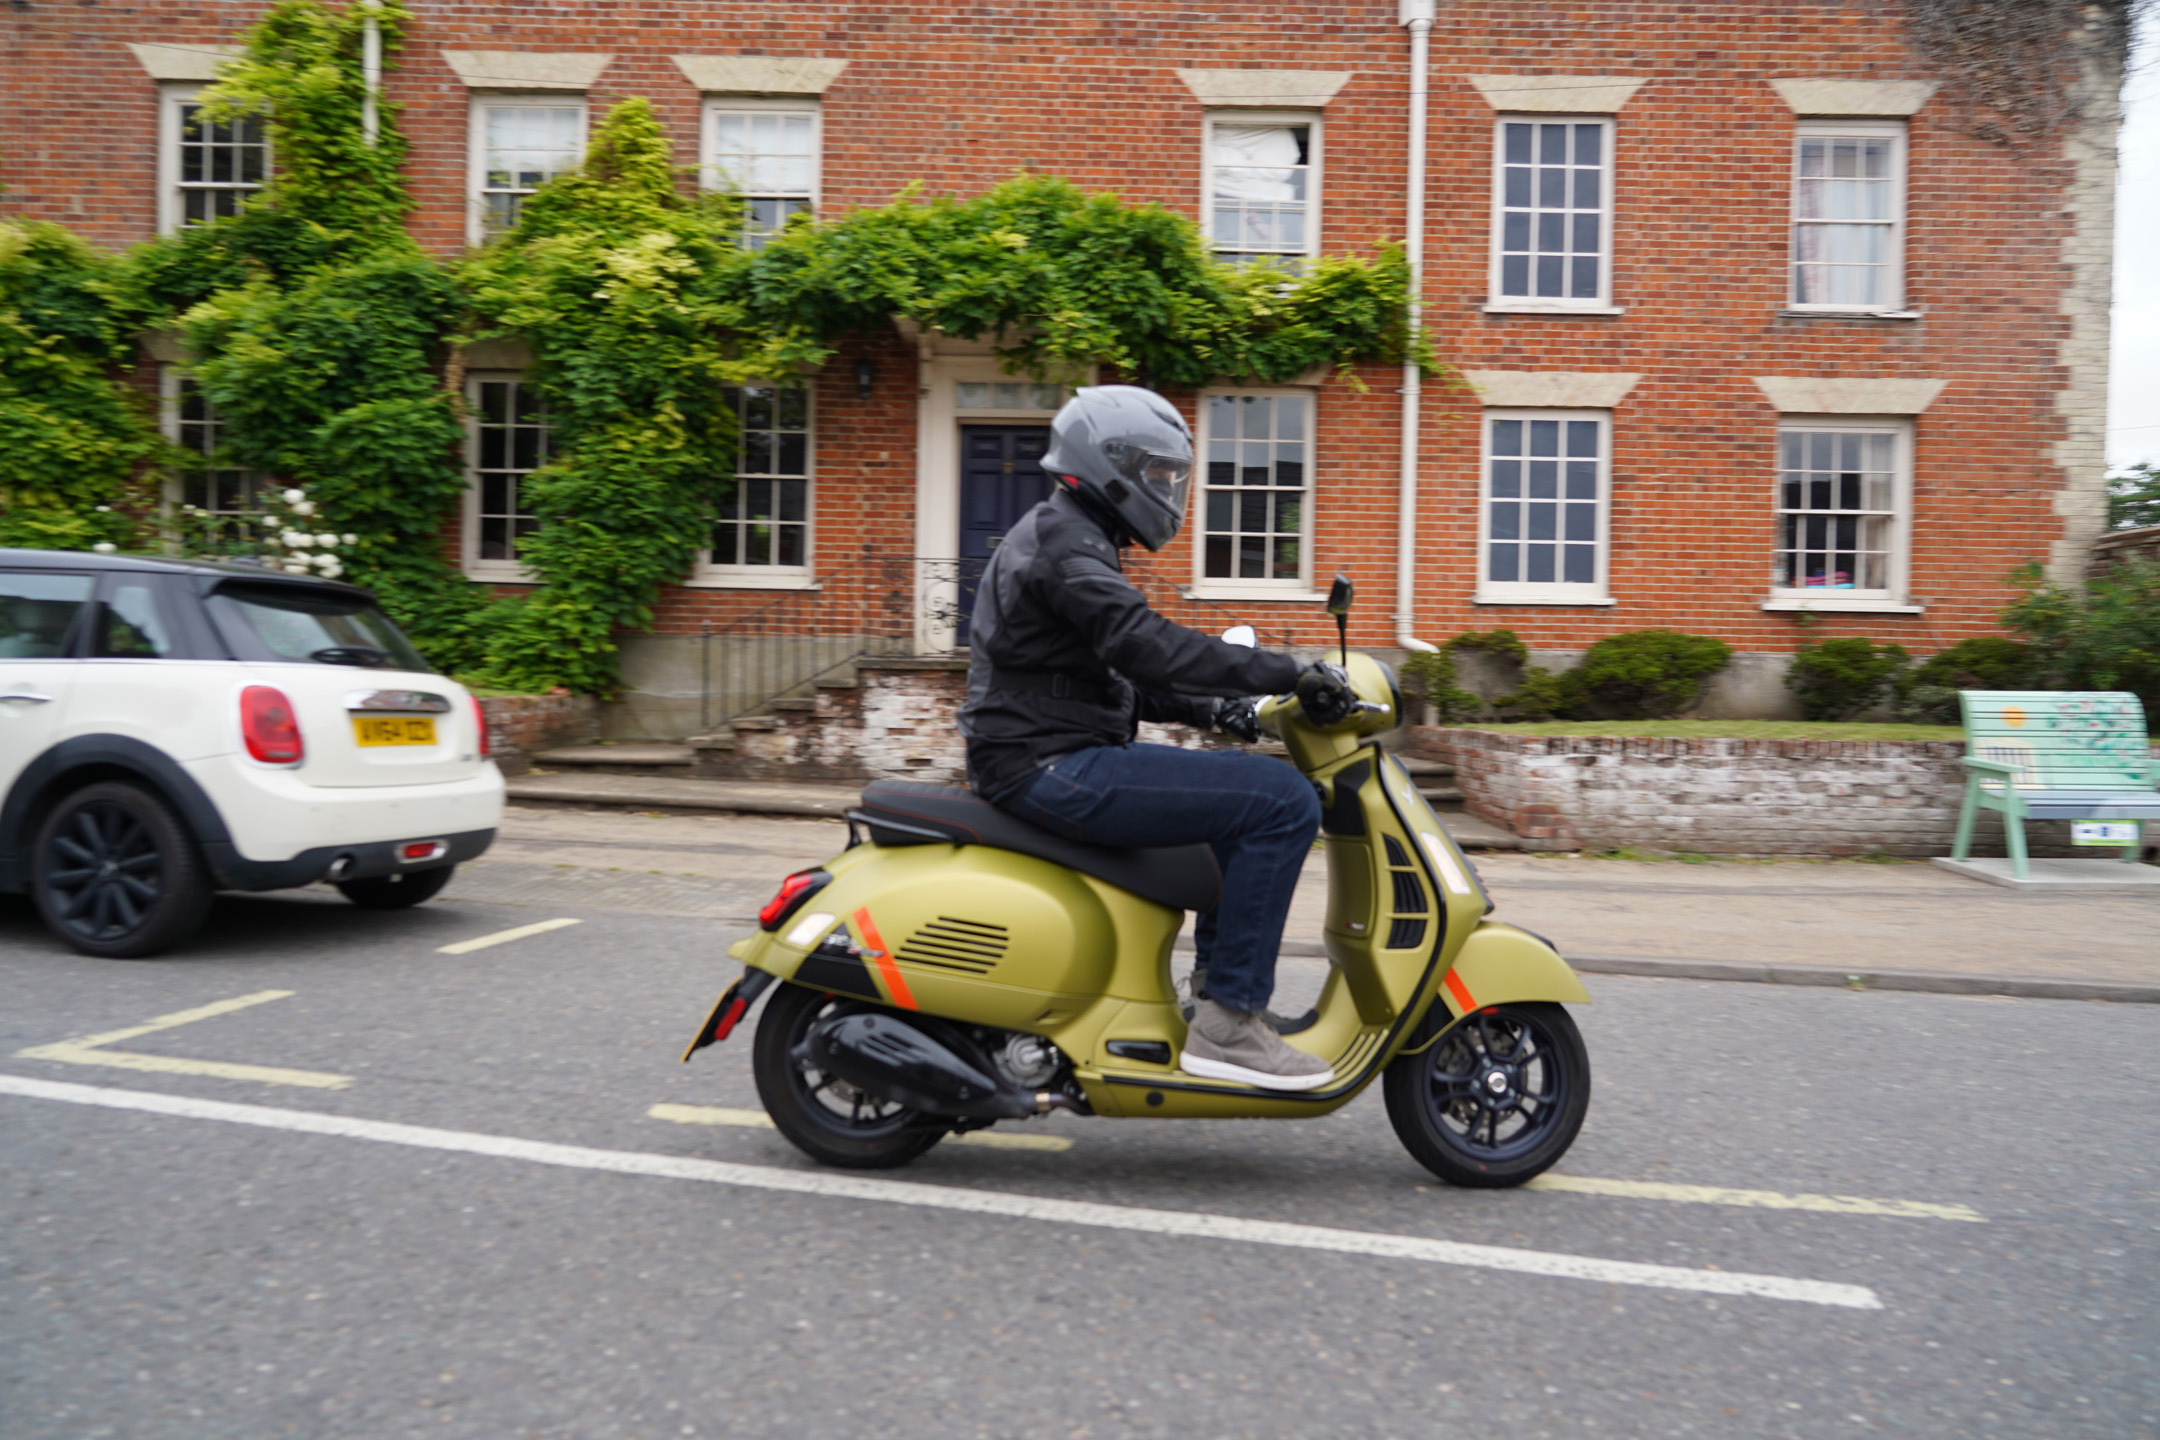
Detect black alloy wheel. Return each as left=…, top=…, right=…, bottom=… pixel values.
left=337, top=865, right=456, bottom=910
left=31, top=782, right=214, bottom=959
left=752, top=982, right=947, bottom=1170
left=1382, top=1001, right=1590, bottom=1188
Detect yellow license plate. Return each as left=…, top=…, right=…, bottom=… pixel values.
left=353, top=716, right=437, bottom=747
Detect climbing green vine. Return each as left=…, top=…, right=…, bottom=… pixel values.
left=0, top=222, right=163, bottom=551
left=461, top=99, right=757, bottom=694
left=126, top=0, right=487, bottom=667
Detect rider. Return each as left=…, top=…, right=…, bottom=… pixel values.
left=958, top=385, right=1358, bottom=1092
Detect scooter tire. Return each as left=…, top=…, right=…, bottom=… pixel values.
left=1382, top=1000, right=1589, bottom=1189
left=752, top=982, right=948, bottom=1170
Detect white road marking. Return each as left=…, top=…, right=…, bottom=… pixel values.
left=647, top=1102, right=1075, bottom=1152
left=13, top=991, right=351, bottom=1090
left=436, top=917, right=581, bottom=954
left=0, top=1075, right=1881, bottom=1310
left=1526, top=1173, right=1985, bottom=1222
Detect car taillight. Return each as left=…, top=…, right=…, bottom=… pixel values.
left=471, top=695, right=491, bottom=759
left=240, top=685, right=303, bottom=764
left=758, top=870, right=831, bottom=931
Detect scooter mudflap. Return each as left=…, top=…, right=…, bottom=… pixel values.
left=680, top=969, right=776, bottom=1062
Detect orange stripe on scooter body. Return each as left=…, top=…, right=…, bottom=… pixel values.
left=1443, top=968, right=1477, bottom=1015
left=852, top=907, right=917, bottom=1010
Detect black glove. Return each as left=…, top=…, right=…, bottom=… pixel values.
left=1210, top=696, right=1262, bottom=744
left=1296, top=661, right=1358, bottom=726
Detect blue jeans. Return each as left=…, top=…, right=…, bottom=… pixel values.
left=998, top=743, right=1321, bottom=1012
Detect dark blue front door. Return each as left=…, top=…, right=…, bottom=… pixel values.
left=957, top=424, right=1051, bottom=644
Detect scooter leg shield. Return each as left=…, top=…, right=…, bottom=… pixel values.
left=1436, top=922, right=1591, bottom=1021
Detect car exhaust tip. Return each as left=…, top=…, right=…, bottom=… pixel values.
left=324, top=855, right=355, bottom=882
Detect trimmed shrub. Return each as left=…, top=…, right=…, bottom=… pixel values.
left=1893, top=636, right=2034, bottom=723
left=2002, top=559, right=2160, bottom=720
left=1574, top=629, right=1734, bottom=719
left=1401, top=629, right=1530, bottom=723
left=1786, top=637, right=1911, bottom=721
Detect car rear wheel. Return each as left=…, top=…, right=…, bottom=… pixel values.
left=336, top=865, right=456, bottom=910
left=32, top=781, right=213, bottom=959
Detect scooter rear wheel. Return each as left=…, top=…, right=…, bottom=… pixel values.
left=753, top=983, right=948, bottom=1169
left=1383, top=1001, right=1589, bottom=1188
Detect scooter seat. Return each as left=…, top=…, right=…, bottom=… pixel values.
left=855, top=781, right=1223, bottom=914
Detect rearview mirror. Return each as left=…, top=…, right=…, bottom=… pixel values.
left=1220, top=624, right=1257, bottom=649
left=1326, top=574, right=1354, bottom=618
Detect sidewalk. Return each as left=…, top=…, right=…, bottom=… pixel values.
left=445, top=805, right=2160, bottom=1003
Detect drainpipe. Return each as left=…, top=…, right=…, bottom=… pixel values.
left=360, top=0, right=382, bottom=148
left=1395, top=0, right=1436, bottom=655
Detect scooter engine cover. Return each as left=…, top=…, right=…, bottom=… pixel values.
left=801, top=1011, right=1035, bottom=1121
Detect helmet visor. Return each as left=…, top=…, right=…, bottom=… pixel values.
left=1106, top=441, right=1193, bottom=521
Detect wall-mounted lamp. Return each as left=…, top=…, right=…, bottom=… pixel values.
left=854, top=358, right=877, bottom=399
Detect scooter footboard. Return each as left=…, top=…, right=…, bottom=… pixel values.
left=1436, top=921, right=1591, bottom=1020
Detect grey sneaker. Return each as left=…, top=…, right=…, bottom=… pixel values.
left=1180, top=999, right=1334, bottom=1092
left=1181, top=966, right=1319, bottom=1035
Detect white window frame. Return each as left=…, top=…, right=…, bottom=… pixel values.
left=1763, top=417, right=1917, bottom=613
left=1788, top=120, right=1908, bottom=314
left=1188, top=387, right=1324, bottom=601
left=462, top=371, right=551, bottom=583
left=158, top=366, right=262, bottom=539
left=1475, top=408, right=1614, bottom=607
left=1485, top=114, right=1616, bottom=313
left=698, top=97, right=822, bottom=250
left=467, top=96, right=589, bottom=246
left=689, top=379, right=817, bottom=589
left=156, top=83, right=269, bottom=235
left=1202, top=110, right=1322, bottom=270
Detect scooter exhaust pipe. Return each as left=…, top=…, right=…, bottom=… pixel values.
left=1033, top=1092, right=1085, bottom=1116
left=799, top=1011, right=1036, bottom=1120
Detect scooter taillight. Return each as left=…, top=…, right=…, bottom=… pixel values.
left=758, top=870, right=831, bottom=931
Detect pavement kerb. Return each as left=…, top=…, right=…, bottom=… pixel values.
left=1169, top=939, right=2160, bottom=1004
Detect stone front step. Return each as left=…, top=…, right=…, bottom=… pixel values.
left=530, top=743, right=697, bottom=779
left=503, top=772, right=1521, bottom=849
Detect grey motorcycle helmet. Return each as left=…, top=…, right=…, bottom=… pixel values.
left=1039, top=385, right=1195, bottom=551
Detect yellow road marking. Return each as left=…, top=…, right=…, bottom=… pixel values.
left=437, top=917, right=581, bottom=954
left=648, top=1102, right=1076, bottom=1152
left=14, top=990, right=352, bottom=1090
left=1524, top=1172, right=1985, bottom=1222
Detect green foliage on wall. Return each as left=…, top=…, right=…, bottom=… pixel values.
left=0, top=222, right=161, bottom=551
left=461, top=98, right=757, bottom=694
left=119, top=0, right=485, bottom=666
left=741, top=174, right=1430, bottom=388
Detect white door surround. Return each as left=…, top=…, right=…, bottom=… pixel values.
left=906, top=326, right=1090, bottom=652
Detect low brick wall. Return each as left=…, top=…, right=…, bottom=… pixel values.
left=1402, top=726, right=2120, bottom=859
left=696, top=660, right=1228, bottom=786
left=480, top=693, right=601, bottom=776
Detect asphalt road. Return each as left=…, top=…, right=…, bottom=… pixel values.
left=2, top=886, right=2155, bottom=1440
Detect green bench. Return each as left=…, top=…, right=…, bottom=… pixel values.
left=1951, top=690, right=2160, bottom=878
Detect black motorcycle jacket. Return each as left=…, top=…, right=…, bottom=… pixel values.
left=959, top=488, right=1304, bottom=801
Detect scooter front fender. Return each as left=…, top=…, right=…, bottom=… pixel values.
left=1435, top=921, right=1590, bottom=1020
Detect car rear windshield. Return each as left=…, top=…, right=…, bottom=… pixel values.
left=208, top=582, right=432, bottom=672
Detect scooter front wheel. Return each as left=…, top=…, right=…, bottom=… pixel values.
left=753, top=983, right=948, bottom=1169
left=1383, top=1001, right=1589, bottom=1188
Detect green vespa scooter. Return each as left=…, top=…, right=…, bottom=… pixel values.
left=684, top=579, right=1591, bottom=1187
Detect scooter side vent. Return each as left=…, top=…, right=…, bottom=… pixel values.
left=1387, top=916, right=1428, bottom=949
left=895, top=917, right=1009, bottom=975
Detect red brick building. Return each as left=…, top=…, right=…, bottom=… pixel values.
left=0, top=2, right=2125, bottom=734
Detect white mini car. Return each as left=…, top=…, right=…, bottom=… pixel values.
left=0, top=549, right=504, bottom=957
